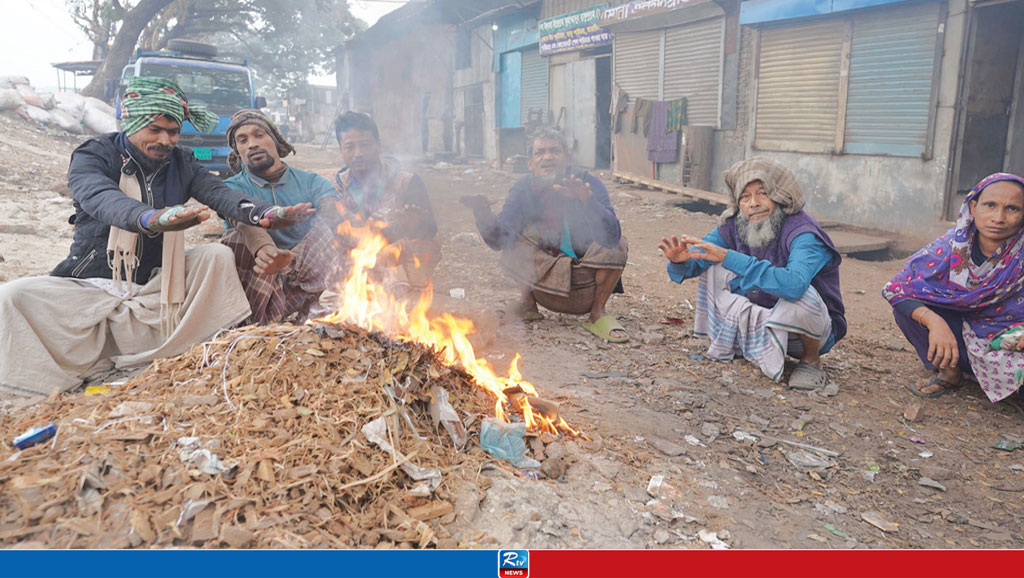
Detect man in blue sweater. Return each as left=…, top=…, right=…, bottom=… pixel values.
left=221, top=110, right=342, bottom=323
left=462, top=128, right=629, bottom=342
left=659, top=157, right=846, bottom=389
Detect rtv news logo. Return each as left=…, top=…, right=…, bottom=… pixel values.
left=498, top=549, right=529, bottom=578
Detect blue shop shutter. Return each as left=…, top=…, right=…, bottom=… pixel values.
left=843, top=2, right=941, bottom=156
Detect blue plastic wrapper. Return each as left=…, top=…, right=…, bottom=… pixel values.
left=480, top=418, right=541, bottom=469
left=13, top=423, right=57, bottom=450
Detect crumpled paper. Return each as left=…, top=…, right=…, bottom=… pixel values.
left=176, top=437, right=234, bottom=476
left=362, top=417, right=441, bottom=496
left=430, top=386, right=468, bottom=449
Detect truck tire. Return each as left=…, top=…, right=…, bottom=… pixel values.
left=167, top=39, right=218, bottom=58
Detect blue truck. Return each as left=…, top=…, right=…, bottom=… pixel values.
left=115, top=39, right=266, bottom=175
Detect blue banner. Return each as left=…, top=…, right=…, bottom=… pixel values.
left=0, top=550, right=503, bottom=578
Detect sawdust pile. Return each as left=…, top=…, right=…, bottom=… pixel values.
left=0, top=323, right=494, bottom=548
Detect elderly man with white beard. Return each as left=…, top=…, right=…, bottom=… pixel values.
left=658, top=157, right=846, bottom=390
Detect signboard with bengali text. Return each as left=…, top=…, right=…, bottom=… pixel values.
left=599, top=0, right=697, bottom=26
left=538, top=5, right=612, bottom=56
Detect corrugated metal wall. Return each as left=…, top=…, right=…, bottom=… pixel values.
left=613, top=30, right=661, bottom=100
left=844, top=2, right=941, bottom=156
left=663, top=17, right=724, bottom=127
left=542, top=0, right=623, bottom=20
left=521, top=47, right=549, bottom=122
left=755, top=20, right=845, bottom=153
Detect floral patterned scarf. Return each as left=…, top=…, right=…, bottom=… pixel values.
left=883, top=173, right=1024, bottom=340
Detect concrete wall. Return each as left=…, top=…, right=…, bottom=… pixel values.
left=454, top=23, right=497, bottom=160
left=347, top=21, right=454, bottom=162
left=706, top=0, right=967, bottom=234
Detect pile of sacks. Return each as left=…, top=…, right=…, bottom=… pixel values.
left=0, top=75, right=117, bottom=135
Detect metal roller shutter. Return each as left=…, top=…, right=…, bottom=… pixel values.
left=844, top=2, right=941, bottom=156
left=613, top=30, right=661, bottom=100
left=663, top=17, right=724, bottom=127
left=521, top=47, right=549, bottom=123
left=755, top=20, right=845, bottom=153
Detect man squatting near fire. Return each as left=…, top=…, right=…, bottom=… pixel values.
left=659, top=157, right=847, bottom=389
left=0, top=77, right=313, bottom=403
left=221, top=109, right=344, bottom=323
left=330, top=111, right=442, bottom=296
left=461, top=127, right=630, bottom=343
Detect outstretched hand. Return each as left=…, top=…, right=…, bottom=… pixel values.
left=259, top=203, right=316, bottom=229
left=658, top=235, right=692, bottom=263
left=677, top=234, right=728, bottom=263
left=146, top=204, right=210, bottom=233
left=553, top=174, right=591, bottom=201
left=459, top=194, right=492, bottom=215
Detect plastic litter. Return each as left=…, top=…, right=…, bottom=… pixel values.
left=823, top=523, right=848, bottom=538
left=13, top=423, right=56, bottom=450
left=448, top=288, right=466, bottom=299
left=689, top=354, right=704, bottom=361
left=993, top=440, right=1021, bottom=452
left=479, top=418, right=541, bottom=468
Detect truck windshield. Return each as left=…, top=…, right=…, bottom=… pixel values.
left=140, top=63, right=250, bottom=116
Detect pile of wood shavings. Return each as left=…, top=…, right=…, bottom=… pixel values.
left=0, top=323, right=493, bottom=548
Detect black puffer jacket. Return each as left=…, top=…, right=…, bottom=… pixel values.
left=52, top=133, right=274, bottom=283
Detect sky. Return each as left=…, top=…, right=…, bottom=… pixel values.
left=0, top=0, right=406, bottom=92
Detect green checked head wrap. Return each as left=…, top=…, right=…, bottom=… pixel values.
left=120, top=76, right=219, bottom=136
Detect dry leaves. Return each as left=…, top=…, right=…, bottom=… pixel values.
left=0, top=323, right=492, bottom=548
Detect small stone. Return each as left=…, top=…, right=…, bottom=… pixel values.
left=654, top=529, right=671, bottom=544
left=918, top=477, right=947, bottom=492
left=829, top=422, right=849, bottom=438
left=451, top=232, right=478, bottom=246
left=701, top=423, right=721, bottom=439
left=641, top=332, right=665, bottom=345
left=822, top=382, right=839, bottom=397
left=861, top=511, right=898, bottom=533
left=786, top=450, right=835, bottom=470
left=707, top=495, right=729, bottom=509
left=919, top=465, right=954, bottom=481
left=648, top=438, right=687, bottom=457
left=904, top=403, right=922, bottom=422
left=541, top=457, right=567, bottom=480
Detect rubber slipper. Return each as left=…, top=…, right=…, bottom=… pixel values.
left=906, top=375, right=961, bottom=399
left=582, top=315, right=629, bottom=343
left=788, top=362, right=828, bottom=390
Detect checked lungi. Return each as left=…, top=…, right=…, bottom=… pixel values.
left=221, top=221, right=342, bottom=324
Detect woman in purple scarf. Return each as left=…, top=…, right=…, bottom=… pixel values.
left=884, top=173, right=1024, bottom=410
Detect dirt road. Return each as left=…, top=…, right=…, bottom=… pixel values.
left=1, top=116, right=1022, bottom=549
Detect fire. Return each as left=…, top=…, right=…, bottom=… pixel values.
left=318, top=220, right=584, bottom=438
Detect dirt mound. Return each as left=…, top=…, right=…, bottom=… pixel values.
left=0, top=323, right=496, bottom=548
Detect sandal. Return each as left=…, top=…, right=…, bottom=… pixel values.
left=906, top=375, right=961, bottom=399
left=788, top=362, right=828, bottom=390
left=582, top=315, right=630, bottom=343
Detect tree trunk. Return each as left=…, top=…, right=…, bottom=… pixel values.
left=81, top=0, right=175, bottom=101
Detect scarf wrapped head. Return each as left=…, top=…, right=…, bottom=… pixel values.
left=721, top=157, right=806, bottom=223
left=882, top=172, right=1024, bottom=340
left=120, top=76, right=218, bottom=136
left=226, top=109, right=296, bottom=174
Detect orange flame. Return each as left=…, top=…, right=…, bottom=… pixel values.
left=319, top=220, right=582, bottom=437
